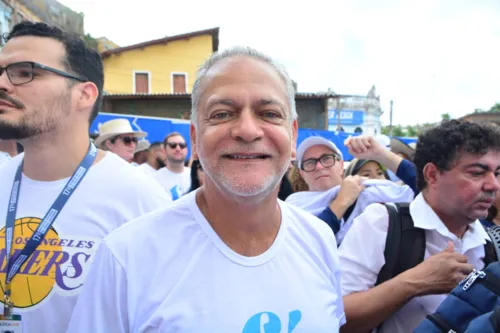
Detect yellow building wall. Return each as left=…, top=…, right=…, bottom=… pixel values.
left=103, top=34, right=213, bottom=94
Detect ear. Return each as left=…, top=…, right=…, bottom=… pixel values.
left=77, top=82, right=99, bottom=113
left=105, top=139, right=113, bottom=150
left=190, top=123, right=197, bottom=158
left=291, top=119, right=298, bottom=160
left=423, top=162, right=439, bottom=188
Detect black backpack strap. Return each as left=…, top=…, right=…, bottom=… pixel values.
left=484, top=241, right=497, bottom=267
left=485, top=225, right=500, bottom=265
left=375, top=203, right=426, bottom=286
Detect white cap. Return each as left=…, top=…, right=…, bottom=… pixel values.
left=375, top=134, right=391, bottom=150
left=134, top=139, right=151, bottom=153
left=296, top=136, right=343, bottom=168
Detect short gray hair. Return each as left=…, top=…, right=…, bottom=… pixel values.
left=191, top=46, right=297, bottom=126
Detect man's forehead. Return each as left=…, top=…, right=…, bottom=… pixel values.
left=453, top=150, right=500, bottom=169
left=206, top=56, right=279, bottom=77
left=0, top=36, right=65, bottom=66
left=167, top=135, right=185, bottom=143
left=201, top=57, right=286, bottom=94
left=303, top=145, right=336, bottom=159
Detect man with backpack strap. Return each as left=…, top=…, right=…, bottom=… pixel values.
left=338, top=120, right=500, bottom=333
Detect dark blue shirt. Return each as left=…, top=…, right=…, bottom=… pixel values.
left=480, top=219, right=495, bottom=229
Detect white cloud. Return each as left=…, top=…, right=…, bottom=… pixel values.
left=60, top=0, right=500, bottom=126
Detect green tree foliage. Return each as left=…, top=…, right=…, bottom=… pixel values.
left=488, top=103, right=500, bottom=113
left=441, top=113, right=451, bottom=121
left=83, top=33, right=98, bottom=50
left=406, top=125, right=418, bottom=137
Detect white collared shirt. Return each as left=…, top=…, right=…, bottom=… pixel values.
left=338, top=193, right=489, bottom=333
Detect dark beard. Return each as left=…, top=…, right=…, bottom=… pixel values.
left=0, top=89, right=68, bottom=140
left=156, top=157, right=166, bottom=169
left=0, top=117, right=41, bottom=140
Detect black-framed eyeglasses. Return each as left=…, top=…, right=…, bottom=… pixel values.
left=301, top=154, right=338, bottom=172
left=167, top=142, right=187, bottom=149
left=0, top=61, right=86, bottom=86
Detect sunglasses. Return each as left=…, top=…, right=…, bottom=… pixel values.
left=167, top=142, right=187, bottom=149
left=117, top=136, right=138, bottom=146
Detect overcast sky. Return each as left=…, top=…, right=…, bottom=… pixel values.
left=59, top=0, right=500, bottom=126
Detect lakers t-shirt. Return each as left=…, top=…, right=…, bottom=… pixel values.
left=0, top=152, right=170, bottom=333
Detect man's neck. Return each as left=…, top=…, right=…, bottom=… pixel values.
left=167, top=162, right=185, bottom=173
left=20, top=128, right=103, bottom=182
left=423, top=192, right=470, bottom=238
left=0, top=140, right=18, bottom=157
left=196, top=181, right=281, bottom=257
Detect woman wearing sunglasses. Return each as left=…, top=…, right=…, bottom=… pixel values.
left=94, top=118, right=147, bottom=162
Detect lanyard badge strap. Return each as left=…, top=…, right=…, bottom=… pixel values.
left=2, top=142, right=97, bottom=318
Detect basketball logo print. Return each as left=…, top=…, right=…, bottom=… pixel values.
left=0, top=217, right=61, bottom=308
left=0, top=217, right=99, bottom=311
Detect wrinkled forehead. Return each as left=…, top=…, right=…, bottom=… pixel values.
left=199, top=57, right=288, bottom=109
left=0, top=36, right=66, bottom=68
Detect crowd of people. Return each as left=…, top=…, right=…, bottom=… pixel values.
left=0, top=21, right=499, bottom=333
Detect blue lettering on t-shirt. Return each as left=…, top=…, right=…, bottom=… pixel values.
left=242, top=310, right=301, bottom=333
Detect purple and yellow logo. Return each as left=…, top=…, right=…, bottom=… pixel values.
left=0, top=217, right=99, bottom=309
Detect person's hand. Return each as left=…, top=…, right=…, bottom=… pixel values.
left=405, top=241, right=474, bottom=296
left=345, top=136, right=385, bottom=160
left=335, top=175, right=367, bottom=207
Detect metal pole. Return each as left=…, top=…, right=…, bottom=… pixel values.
left=389, top=100, right=393, bottom=136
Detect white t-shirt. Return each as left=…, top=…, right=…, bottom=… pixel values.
left=67, top=191, right=346, bottom=333
left=286, top=179, right=414, bottom=244
left=0, top=152, right=171, bottom=333
left=138, top=163, right=157, bottom=175
left=338, top=193, right=489, bottom=333
left=151, top=167, right=191, bottom=200
left=0, top=151, right=11, bottom=168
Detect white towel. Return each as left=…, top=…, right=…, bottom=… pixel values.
left=286, top=179, right=415, bottom=243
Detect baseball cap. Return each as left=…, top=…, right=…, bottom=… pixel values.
left=296, top=136, right=343, bottom=168
left=375, top=134, right=391, bottom=150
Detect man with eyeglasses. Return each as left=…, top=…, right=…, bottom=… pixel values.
left=286, top=137, right=413, bottom=244
left=152, top=132, right=191, bottom=200
left=0, top=22, right=169, bottom=333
